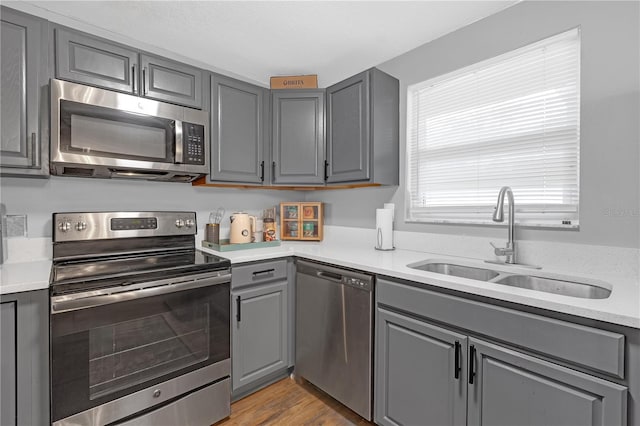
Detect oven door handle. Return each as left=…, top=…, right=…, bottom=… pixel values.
left=51, top=272, right=230, bottom=314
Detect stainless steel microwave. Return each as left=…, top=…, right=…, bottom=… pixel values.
left=50, top=79, right=208, bottom=182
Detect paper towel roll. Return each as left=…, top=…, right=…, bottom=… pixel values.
left=376, top=208, right=394, bottom=250
left=383, top=203, right=395, bottom=222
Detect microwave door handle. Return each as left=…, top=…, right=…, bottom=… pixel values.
left=175, top=120, right=184, bottom=163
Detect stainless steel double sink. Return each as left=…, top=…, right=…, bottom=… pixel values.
left=407, top=261, right=611, bottom=299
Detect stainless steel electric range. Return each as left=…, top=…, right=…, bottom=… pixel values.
left=49, top=211, right=231, bottom=426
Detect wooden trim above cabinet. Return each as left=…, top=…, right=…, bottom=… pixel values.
left=192, top=176, right=382, bottom=191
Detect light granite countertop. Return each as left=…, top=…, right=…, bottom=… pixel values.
left=198, top=234, right=640, bottom=329
left=2, top=230, right=638, bottom=329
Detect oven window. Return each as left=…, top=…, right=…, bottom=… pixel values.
left=51, top=283, right=230, bottom=423
left=88, top=304, right=209, bottom=400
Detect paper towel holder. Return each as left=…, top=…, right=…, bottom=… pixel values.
left=374, top=227, right=395, bottom=251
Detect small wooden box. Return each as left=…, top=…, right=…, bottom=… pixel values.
left=270, top=75, right=318, bottom=89
left=280, top=202, right=323, bottom=241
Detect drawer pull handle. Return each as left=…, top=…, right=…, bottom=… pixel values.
left=236, top=295, right=241, bottom=322
left=253, top=269, right=275, bottom=276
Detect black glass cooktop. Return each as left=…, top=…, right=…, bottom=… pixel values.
left=51, top=249, right=230, bottom=295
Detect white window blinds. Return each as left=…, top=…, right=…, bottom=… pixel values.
left=407, top=28, right=580, bottom=227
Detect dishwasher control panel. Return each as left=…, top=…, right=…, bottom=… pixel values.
left=343, top=275, right=373, bottom=291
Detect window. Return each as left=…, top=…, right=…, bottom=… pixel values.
left=407, top=28, right=580, bottom=227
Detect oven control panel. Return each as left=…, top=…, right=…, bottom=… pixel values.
left=53, top=212, right=198, bottom=242
left=111, top=217, right=158, bottom=231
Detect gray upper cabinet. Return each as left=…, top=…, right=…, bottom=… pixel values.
left=55, top=27, right=203, bottom=109
left=1, top=7, right=49, bottom=177
left=208, top=74, right=268, bottom=184
left=55, top=27, right=138, bottom=94
left=326, top=68, right=398, bottom=185
left=271, top=90, right=325, bottom=185
left=140, top=54, right=203, bottom=109
left=0, top=290, right=50, bottom=426
left=468, top=338, right=627, bottom=426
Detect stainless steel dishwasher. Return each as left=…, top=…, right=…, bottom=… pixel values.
left=295, top=259, right=374, bottom=420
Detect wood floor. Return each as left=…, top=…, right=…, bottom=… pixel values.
left=216, top=377, right=374, bottom=425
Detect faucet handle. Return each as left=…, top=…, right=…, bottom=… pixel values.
left=490, top=241, right=511, bottom=256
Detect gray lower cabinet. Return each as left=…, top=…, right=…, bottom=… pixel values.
left=55, top=27, right=204, bottom=108
left=1, top=7, right=49, bottom=177
left=271, top=90, right=325, bottom=185
left=468, top=338, right=627, bottom=426
left=208, top=74, right=268, bottom=184
left=375, top=277, right=631, bottom=426
left=326, top=68, right=398, bottom=185
left=0, top=290, right=50, bottom=426
left=376, top=308, right=467, bottom=426
left=231, top=260, right=290, bottom=395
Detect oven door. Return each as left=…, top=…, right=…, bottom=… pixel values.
left=50, top=274, right=230, bottom=424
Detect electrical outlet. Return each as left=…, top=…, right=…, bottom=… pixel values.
left=6, top=215, right=27, bottom=237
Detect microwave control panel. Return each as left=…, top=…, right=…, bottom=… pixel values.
left=183, top=123, right=205, bottom=165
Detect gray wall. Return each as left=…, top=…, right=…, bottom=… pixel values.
left=311, top=0, right=640, bottom=249
left=0, top=177, right=300, bottom=237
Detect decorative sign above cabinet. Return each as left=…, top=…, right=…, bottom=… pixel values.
left=270, top=74, right=318, bottom=89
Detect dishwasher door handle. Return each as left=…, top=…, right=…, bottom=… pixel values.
left=316, top=270, right=343, bottom=283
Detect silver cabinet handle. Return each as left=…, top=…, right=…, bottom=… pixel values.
left=30, top=132, right=39, bottom=167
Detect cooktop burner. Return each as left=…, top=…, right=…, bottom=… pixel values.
left=50, top=211, right=230, bottom=295
left=51, top=249, right=230, bottom=295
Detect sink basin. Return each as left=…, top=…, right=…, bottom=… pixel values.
left=493, top=275, right=611, bottom=299
left=407, top=261, right=500, bottom=281
left=407, top=260, right=611, bottom=300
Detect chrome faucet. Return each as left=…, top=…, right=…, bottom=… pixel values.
left=490, top=186, right=516, bottom=264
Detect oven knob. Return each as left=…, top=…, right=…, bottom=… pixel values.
left=75, top=221, right=87, bottom=231
left=185, top=219, right=195, bottom=228
left=58, top=221, right=71, bottom=232
left=175, top=219, right=185, bottom=228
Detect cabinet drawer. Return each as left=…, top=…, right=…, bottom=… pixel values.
left=377, top=278, right=625, bottom=378
left=232, top=260, right=287, bottom=289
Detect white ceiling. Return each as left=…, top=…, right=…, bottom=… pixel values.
left=14, top=0, right=518, bottom=87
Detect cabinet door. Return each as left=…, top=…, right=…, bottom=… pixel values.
left=326, top=70, right=370, bottom=183
left=272, top=90, right=325, bottom=185
left=56, top=28, right=138, bottom=94
left=140, top=54, right=202, bottom=109
left=375, top=308, right=468, bottom=426
left=209, top=75, right=267, bottom=184
left=232, top=281, right=288, bottom=391
left=0, top=301, right=16, bottom=425
left=468, top=338, right=627, bottom=426
left=0, top=291, right=49, bottom=426
left=1, top=8, right=48, bottom=175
